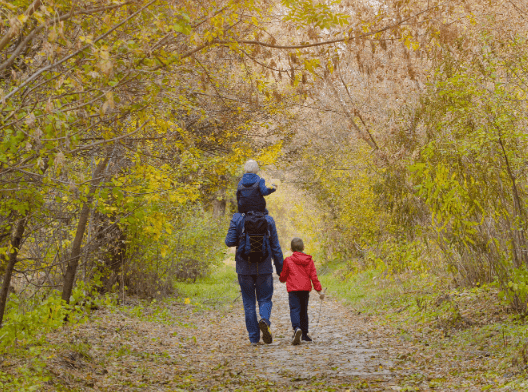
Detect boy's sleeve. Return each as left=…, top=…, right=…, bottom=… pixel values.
left=259, top=178, right=276, bottom=196
left=279, top=258, right=289, bottom=282
left=309, top=260, right=323, bottom=291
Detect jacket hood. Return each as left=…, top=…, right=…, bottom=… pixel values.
left=235, top=210, right=268, bottom=220
left=241, top=173, right=260, bottom=186
left=290, top=252, right=312, bottom=266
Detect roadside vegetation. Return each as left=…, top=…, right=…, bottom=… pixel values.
left=2, top=0, right=528, bottom=390
left=320, top=262, right=528, bottom=390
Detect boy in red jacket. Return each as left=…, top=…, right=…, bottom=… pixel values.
left=279, top=237, right=325, bottom=345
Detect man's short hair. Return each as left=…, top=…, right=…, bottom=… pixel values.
left=244, top=160, right=259, bottom=174
left=291, top=237, right=304, bottom=252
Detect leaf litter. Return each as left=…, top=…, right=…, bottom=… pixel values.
left=4, top=277, right=528, bottom=391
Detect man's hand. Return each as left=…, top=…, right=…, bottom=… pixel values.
left=271, top=183, right=278, bottom=190
left=317, top=290, right=325, bottom=300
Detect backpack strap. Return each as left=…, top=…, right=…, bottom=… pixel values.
left=238, top=213, right=245, bottom=235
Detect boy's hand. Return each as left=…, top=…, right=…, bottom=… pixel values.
left=271, top=183, right=278, bottom=189
left=317, top=290, right=325, bottom=300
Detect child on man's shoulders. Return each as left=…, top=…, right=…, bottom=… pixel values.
left=236, top=160, right=277, bottom=214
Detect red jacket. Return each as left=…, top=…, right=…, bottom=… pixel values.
left=279, top=252, right=323, bottom=292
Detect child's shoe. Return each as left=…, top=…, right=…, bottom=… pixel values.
left=259, top=319, right=273, bottom=344
left=302, top=333, right=312, bottom=342
left=292, top=328, right=302, bottom=345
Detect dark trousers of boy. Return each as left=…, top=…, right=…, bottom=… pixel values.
left=288, top=291, right=310, bottom=336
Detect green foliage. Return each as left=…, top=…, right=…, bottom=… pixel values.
left=0, top=356, right=49, bottom=392
left=365, top=239, right=430, bottom=275
left=124, top=205, right=228, bottom=297
left=173, top=264, right=238, bottom=309
left=172, top=12, right=192, bottom=35
left=282, top=0, right=349, bottom=29
left=265, top=180, right=327, bottom=256
left=0, top=281, right=115, bottom=352
left=319, top=262, right=403, bottom=311
left=0, top=0, right=295, bottom=325
left=499, top=266, right=528, bottom=314
left=407, top=32, right=528, bottom=301
left=0, top=292, right=66, bottom=350
left=321, top=262, right=528, bottom=387
left=0, top=283, right=116, bottom=391
left=299, top=143, right=387, bottom=258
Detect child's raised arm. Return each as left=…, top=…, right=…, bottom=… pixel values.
left=259, top=178, right=276, bottom=196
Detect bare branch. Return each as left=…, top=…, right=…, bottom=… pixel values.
left=325, top=75, right=378, bottom=151
left=216, top=1, right=448, bottom=51
left=2, top=0, right=157, bottom=102
left=0, top=0, right=41, bottom=53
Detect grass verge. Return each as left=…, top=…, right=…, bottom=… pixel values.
left=173, top=263, right=239, bottom=310
left=0, top=263, right=238, bottom=391
left=319, top=260, right=528, bottom=391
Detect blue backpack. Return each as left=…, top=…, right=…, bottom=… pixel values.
left=238, top=212, right=270, bottom=263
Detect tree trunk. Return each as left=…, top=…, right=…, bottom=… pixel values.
left=212, top=187, right=226, bottom=218
left=0, top=161, right=49, bottom=327
left=0, top=216, right=28, bottom=327
left=61, top=157, right=109, bottom=304
left=101, top=224, right=127, bottom=293
left=0, top=210, right=16, bottom=276
left=212, top=198, right=226, bottom=218
left=497, top=129, right=528, bottom=268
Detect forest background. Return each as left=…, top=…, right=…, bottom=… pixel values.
left=1, top=0, right=528, bottom=388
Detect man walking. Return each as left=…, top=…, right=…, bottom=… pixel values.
left=225, top=210, right=283, bottom=345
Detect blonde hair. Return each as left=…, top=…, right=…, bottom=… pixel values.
left=244, top=160, right=259, bottom=174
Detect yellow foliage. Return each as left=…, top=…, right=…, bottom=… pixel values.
left=257, top=142, right=283, bottom=166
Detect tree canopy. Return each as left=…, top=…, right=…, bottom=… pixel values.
left=2, top=0, right=528, bottom=365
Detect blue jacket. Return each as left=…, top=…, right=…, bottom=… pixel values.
left=237, top=173, right=276, bottom=213
left=239, top=173, right=276, bottom=197
left=225, top=212, right=283, bottom=275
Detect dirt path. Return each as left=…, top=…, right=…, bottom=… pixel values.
left=248, top=276, right=395, bottom=384
left=31, top=254, right=524, bottom=391
left=44, top=274, right=418, bottom=391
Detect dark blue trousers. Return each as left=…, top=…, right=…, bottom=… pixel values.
left=288, top=291, right=310, bottom=334
left=238, top=274, right=273, bottom=343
